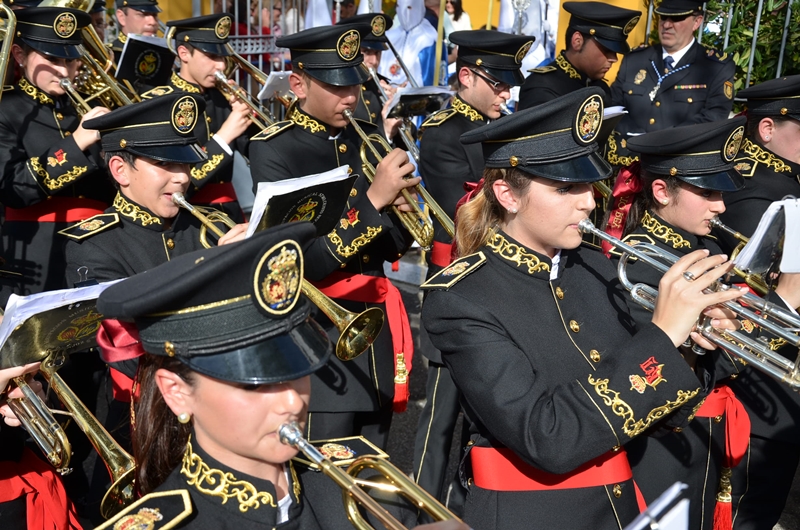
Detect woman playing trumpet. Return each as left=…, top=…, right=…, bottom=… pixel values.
left=421, top=88, right=745, bottom=530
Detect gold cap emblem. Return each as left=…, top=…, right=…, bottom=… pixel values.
left=253, top=241, right=302, bottom=316
left=371, top=16, right=386, bottom=37
left=54, top=12, right=77, bottom=39
left=337, top=29, right=361, bottom=61
left=136, top=50, right=160, bottom=77
left=516, top=41, right=534, bottom=64
left=215, top=15, right=232, bottom=39
left=574, top=94, right=603, bottom=145
left=624, top=16, right=640, bottom=35
left=172, top=95, right=198, bottom=134
left=723, top=125, right=744, bottom=162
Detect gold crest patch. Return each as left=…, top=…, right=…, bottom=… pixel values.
left=112, top=506, right=163, bottom=530
left=288, top=197, right=320, bottom=223
left=624, top=16, right=640, bottom=35
left=54, top=12, right=77, bottom=39
left=371, top=16, right=386, bottom=37
left=515, top=41, right=534, bottom=64
left=215, top=16, right=232, bottom=39
left=724, top=80, right=733, bottom=100
left=723, top=125, right=744, bottom=162
left=575, top=94, right=603, bottom=145
left=634, top=69, right=647, bottom=85
left=136, top=50, right=160, bottom=78
left=320, top=443, right=356, bottom=460
left=79, top=219, right=105, bottom=231
left=337, top=29, right=360, bottom=61
left=171, top=95, right=197, bottom=134
left=253, top=240, right=302, bottom=316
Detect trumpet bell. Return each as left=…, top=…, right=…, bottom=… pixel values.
left=337, top=307, right=384, bottom=361
left=101, top=467, right=136, bottom=520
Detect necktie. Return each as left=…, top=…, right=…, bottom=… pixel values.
left=664, top=56, right=675, bottom=73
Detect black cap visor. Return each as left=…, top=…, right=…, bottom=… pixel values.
left=123, top=144, right=208, bottom=165
left=128, top=4, right=162, bottom=13
left=182, top=318, right=333, bottom=385
left=301, top=64, right=370, bottom=87
left=361, top=40, right=387, bottom=51
left=679, top=169, right=744, bottom=192
left=482, top=66, right=525, bottom=87
left=189, top=42, right=233, bottom=57
left=594, top=36, right=629, bottom=55
left=21, top=38, right=83, bottom=60
left=517, top=151, right=613, bottom=182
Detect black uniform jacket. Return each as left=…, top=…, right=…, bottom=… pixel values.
left=717, top=136, right=800, bottom=253
left=354, top=78, right=384, bottom=126
left=610, top=211, right=731, bottom=530
left=518, top=51, right=611, bottom=110
left=422, top=231, right=703, bottom=530
left=610, top=41, right=734, bottom=146
left=249, top=105, right=414, bottom=413
left=93, top=438, right=417, bottom=530
left=0, top=78, right=114, bottom=307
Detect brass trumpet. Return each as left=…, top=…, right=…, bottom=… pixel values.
left=60, top=78, right=93, bottom=115
left=578, top=218, right=800, bottom=389
left=343, top=109, right=455, bottom=245
left=214, top=70, right=275, bottom=130
left=366, top=67, right=420, bottom=165
left=708, top=217, right=770, bottom=296
left=279, top=422, right=463, bottom=530
left=0, top=1, right=17, bottom=104
left=171, top=193, right=384, bottom=361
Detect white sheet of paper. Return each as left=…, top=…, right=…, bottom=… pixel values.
left=781, top=199, right=800, bottom=273
left=386, top=86, right=454, bottom=116
left=257, top=71, right=292, bottom=101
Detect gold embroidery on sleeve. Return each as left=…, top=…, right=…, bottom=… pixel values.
left=30, top=157, right=88, bottom=190
left=190, top=154, right=226, bottom=181
left=327, top=226, right=383, bottom=258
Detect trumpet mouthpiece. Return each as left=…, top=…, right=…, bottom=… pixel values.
left=708, top=217, right=722, bottom=229
left=342, top=109, right=354, bottom=119
left=577, top=218, right=595, bottom=234
left=278, top=422, right=302, bottom=446
left=171, top=192, right=186, bottom=205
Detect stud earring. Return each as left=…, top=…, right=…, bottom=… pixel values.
left=661, top=199, right=669, bottom=205
left=177, top=412, right=191, bottom=424
left=508, top=207, right=518, bottom=214
left=765, top=135, right=771, bottom=141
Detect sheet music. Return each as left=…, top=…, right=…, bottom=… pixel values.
left=781, top=199, right=800, bottom=273
left=733, top=198, right=798, bottom=273
left=386, top=86, right=454, bottom=116
left=257, top=71, right=292, bottom=101
left=118, top=33, right=169, bottom=66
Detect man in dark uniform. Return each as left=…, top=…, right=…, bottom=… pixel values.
left=518, top=1, right=641, bottom=110
left=249, top=23, right=420, bottom=449
left=141, top=13, right=256, bottom=223
left=413, top=29, right=532, bottom=509
left=109, top=0, right=160, bottom=64
left=714, top=75, right=800, bottom=530
left=608, top=0, right=735, bottom=166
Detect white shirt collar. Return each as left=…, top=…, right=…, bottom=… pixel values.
left=662, top=38, right=695, bottom=66
left=549, top=250, right=562, bottom=281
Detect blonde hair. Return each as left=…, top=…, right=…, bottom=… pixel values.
left=454, top=167, right=534, bottom=256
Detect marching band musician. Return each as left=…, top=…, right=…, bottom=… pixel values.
left=141, top=13, right=256, bottom=223
left=604, top=118, right=749, bottom=530
left=0, top=7, right=113, bottom=308
left=714, top=75, right=800, bottom=530
left=92, top=222, right=465, bottom=530
left=109, top=0, right=161, bottom=64
left=420, top=88, right=746, bottom=530
left=413, top=28, right=532, bottom=507
left=249, top=23, right=419, bottom=449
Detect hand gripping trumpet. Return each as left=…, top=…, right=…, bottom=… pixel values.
left=578, top=218, right=800, bottom=389
left=214, top=70, right=276, bottom=130
left=342, top=109, right=454, bottom=246
left=279, top=421, right=463, bottom=530
left=171, top=193, right=384, bottom=361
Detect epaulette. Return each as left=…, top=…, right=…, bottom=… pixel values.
left=93, top=489, right=193, bottom=530
left=733, top=157, right=756, bottom=178
left=58, top=213, right=119, bottom=240
left=421, top=251, right=486, bottom=290
left=700, top=43, right=728, bottom=61
left=421, top=108, right=457, bottom=128
left=292, top=435, right=388, bottom=470
left=2, top=85, right=13, bottom=92
left=527, top=65, right=556, bottom=74
left=607, top=233, right=656, bottom=258
left=140, top=86, right=174, bottom=99
left=250, top=120, right=294, bottom=141
left=629, top=43, right=650, bottom=53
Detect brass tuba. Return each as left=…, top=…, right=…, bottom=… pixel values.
left=171, top=193, right=385, bottom=361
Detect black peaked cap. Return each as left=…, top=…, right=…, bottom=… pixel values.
left=564, top=1, right=641, bottom=55
left=115, top=0, right=161, bottom=13
left=339, top=13, right=392, bottom=51
left=655, top=0, right=704, bottom=16
left=15, top=8, right=90, bottom=60
left=737, top=75, right=800, bottom=121
left=626, top=117, right=746, bottom=192
left=97, top=222, right=332, bottom=385
left=460, top=87, right=612, bottom=182
left=84, top=93, right=207, bottom=164
left=168, top=13, right=233, bottom=57
left=277, top=23, right=370, bottom=86
left=450, top=30, right=534, bottom=87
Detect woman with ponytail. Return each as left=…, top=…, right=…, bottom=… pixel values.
left=421, top=87, right=745, bottom=530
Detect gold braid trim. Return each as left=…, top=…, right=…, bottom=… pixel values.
left=769, top=337, right=788, bottom=351
left=641, top=211, right=691, bottom=249
left=18, top=78, right=54, bottom=105
left=556, top=54, right=581, bottom=80
left=486, top=232, right=550, bottom=274
left=289, top=461, right=301, bottom=502
left=605, top=134, right=638, bottom=166
left=181, top=439, right=277, bottom=512
left=118, top=33, right=128, bottom=44
left=191, top=154, right=226, bottom=181
left=739, top=138, right=793, bottom=174
left=327, top=226, right=383, bottom=258
left=451, top=96, right=484, bottom=122
left=587, top=374, right=700, bottom=438
left=171, top=72, right=201, bottom=94
left=290, top=107, right=327, bottom=133
left=686, top=396, right=706, bottom=422
left=30, top=157, right=88, bottom=190
left=113, top=192, right=162, bottom=226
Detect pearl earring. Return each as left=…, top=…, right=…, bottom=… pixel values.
left=661, top=199, right=669, bottom=205
left=177, top=412, right=191, bottom=424
left=765, top=135, right=771, bottom=141
left=508, top=208, right=518, bottom=214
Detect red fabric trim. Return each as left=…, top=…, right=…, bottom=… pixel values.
left=97, top=320, right=144, bottom=402
left=311, top=272, right=413, bottom=412
left=602, top=162, right=642, bottom=257
left=470, top=447, right=633, bottom=491
left=633, top=481, right=647, bottom=513
left=4, top=197, right=107, bottom=223
left=190, top=182, right=237, bottom=204
left=450, top=178, right=485, bottom=260
left=430, top=241, right=453, bottom=269
left=0, top=448, right=83, bottom=529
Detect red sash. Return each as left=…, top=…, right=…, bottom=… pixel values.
left=4, top=197, right=107, bottom=223
left=0, top=448, right=83, bottom=530
left=311, top=272, right=413, bottom=412
left=96, top=320, right=145, bottom=403
left=190, top=182, right=237, bottom=204
left=430, top=241, right=453, bottom=269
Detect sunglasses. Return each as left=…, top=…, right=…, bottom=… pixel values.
left=659, top=14, right=696, bottom=23
left=470, top=68, right=510, bottom=92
